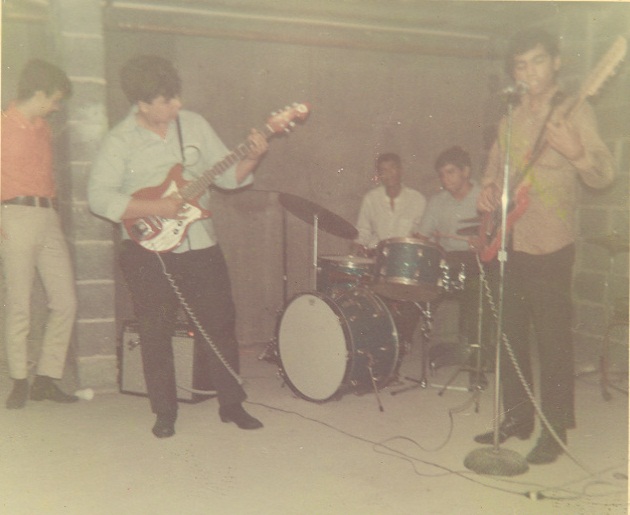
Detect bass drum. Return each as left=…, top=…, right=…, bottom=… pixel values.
left=277, top=288, right=399, bottom=402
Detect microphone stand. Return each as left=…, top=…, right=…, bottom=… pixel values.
left=464, top=91, right=529, bottom=476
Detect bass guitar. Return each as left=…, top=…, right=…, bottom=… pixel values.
left=124, top=102, right=310, bottom=252
left=478, top=36, right=627, bottom=263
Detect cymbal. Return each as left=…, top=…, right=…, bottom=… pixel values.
left=460, top=216, right=481, bottom=224
left=279, top=193, right=358, bottom=240
left=456, top=225, right=480, bottom=236
left=586, top=233, right=629, bottom=254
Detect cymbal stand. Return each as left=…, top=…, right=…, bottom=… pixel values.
left=311, top=213, right=319, bottom=291
left=258, top=197, right=289, bottom=364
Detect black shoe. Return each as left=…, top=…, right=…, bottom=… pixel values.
left=6, top=379, right=29, bottom=409
left=30, top=376, right=79, bottom=403
left=219, top=404, right=263, bottom=430
left=152, top=414, right=176, bottom=438
left=474, top=417, right=533, bottom=444
left=468, top=371, right=488, bottom=391
left=526, top=431, right=565, bottom=465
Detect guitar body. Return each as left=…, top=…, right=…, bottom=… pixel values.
left=123, top=164, right=212, bottom=253
left=122, top=102, right=311, bottom=253
left=478, top=183, right=531, bottom=263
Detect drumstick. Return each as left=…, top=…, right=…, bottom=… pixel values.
left=432, top=231, right=471, bottom=243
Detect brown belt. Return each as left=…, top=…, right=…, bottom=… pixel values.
left=1, top=196, right=57, bottom=209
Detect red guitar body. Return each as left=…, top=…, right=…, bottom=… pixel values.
left=123, top=164, right=211, bottom=253
left=478, top=183, right=531, bottom=263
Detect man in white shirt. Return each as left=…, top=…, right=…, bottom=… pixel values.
left=352, top=153, right=426, bottom=381
left=353, top=153, right=426, bottom=253
left=89, top=55, right=268, bottom=439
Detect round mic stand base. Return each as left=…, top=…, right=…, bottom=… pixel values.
left=464, top=446, right=529, bottom=476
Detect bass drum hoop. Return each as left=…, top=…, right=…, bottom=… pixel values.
left=277, top=289, right=398, bottom=402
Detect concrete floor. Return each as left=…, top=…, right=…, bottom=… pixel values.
left=1, top=338, right=627, bottom=515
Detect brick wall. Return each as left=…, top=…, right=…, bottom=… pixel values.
left=560, top=12, right=630, bottom=368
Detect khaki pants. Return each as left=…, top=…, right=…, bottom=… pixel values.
left=0, top=205, right=77, bottom=379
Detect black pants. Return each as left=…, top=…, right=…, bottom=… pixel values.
left=120, top=241, right=246, bottom=418
left=493, top=244, right=576, bottom=431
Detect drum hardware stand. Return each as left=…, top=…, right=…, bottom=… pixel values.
left=367, top=354, right=386, bottom=412
left=435, top=273, right=490, bottom=412
left=389, top=301, right=468, bottom=395
left=258, top=336, right=280, bottom=364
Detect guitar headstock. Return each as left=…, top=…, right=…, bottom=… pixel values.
left=580, top=36, right=627, bottom=100
left=266, top=102, right=311, bottom=134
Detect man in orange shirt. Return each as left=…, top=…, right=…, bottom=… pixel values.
left=1, top=59, right=78, bottom=408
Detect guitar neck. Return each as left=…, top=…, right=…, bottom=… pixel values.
left=510, top=90, right=584, bottom=191
left=179, top=124, right=274, bottom=201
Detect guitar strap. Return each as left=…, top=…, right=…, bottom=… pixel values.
left=518, top=90, right=567, bottom=183
left=176, top=115, right=185, bottom=162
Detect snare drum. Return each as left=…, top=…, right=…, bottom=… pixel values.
left=317, top=255, right=374, bottom=297
left=277, top=288, right=399, bottom=402
left=372, top=237, right=446, bottom=302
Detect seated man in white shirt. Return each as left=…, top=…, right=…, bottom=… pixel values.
left=351, top=153, right=426, bottom=381
left=352, top=153, right=426, bottom=255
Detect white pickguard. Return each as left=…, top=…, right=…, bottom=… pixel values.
left=133, top=180, right=204, bottom=252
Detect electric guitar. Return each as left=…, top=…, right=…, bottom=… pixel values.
left=478, top=36, right=627, bottom=263
left=124, top=102, right=310, bottom=252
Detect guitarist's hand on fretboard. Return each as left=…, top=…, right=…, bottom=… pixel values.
left=545, top=116, right=585, bottom=162
left=244, top=129, right=269, bottom=160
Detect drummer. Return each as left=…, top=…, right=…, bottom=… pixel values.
left=414, top=145, right=491, bottom=382
left=351, top=152, right=426, bottom=382
left=352, top=152, right=426, bottom=256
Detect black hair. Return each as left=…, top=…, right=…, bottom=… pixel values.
left=17, top=59, right=72, bottom=101
left=434, top=145, right=471, bottom=172
left=120, top=55, right=181, bottom=104
left=376, top=152, right=402, bottom=168
left=505, top=28, right=560, bottom=76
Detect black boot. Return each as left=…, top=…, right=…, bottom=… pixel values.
left=474, top=417, right=533, bottom=444
left=219, top=404, right=263, bottom=430
left=30, top=375, right=78, bottom=403
left=6, top=378, right=29, bottom=409
left=526, top=427, right=566, bottom=465
left=152, top=413, right=176, bottom=438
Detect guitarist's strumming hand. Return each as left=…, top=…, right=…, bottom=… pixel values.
left=122, top=194, right=186, bottom=221
left=545, top=117, right=585, bottom=162
left=477, top=183, right=501, bottom=213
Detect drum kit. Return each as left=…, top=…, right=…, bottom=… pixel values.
left=266, top=192, right=467, bottom=409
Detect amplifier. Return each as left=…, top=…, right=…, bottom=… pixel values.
left=119, top=320, right=216, bottom=403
